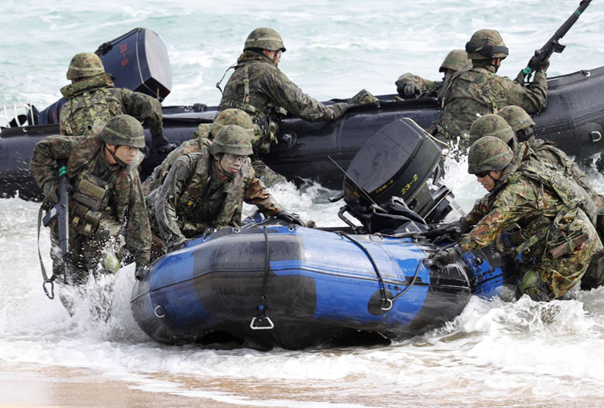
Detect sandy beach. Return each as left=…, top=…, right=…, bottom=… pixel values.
left=0, top=362, right=263, bottom=408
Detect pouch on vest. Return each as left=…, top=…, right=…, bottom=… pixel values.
left=72, top=173, right=110, bottom=211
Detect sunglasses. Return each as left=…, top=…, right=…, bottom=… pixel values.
left=475, top=171, right=491, bottom=178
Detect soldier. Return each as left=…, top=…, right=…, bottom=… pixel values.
left=30, top=115, right=152, bottom=284
left=395, top=49, right=471, bottom=99
left=496, top=105, right=604, bottom=239
left=59, top=52, right=175, bottom=154
left=217, top=28, right=352, bottom=178
left=429, top=137, right=602, bottom=301
left=142, top=108, right=255, bottom=196
left=147, top=124, right=299, bottom=249
left=432, top=29, right=549, bottom=151
left=468, top=114, right=516, bottom=151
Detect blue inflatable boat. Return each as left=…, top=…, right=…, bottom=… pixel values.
left=130, top=224, right=516, bottom=350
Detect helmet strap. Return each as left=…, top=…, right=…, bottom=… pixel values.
left=105, top=144, right=128, bottom=167
left=214, top=154, right=237, bottom=179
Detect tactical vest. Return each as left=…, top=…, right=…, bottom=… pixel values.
left=217, top=56, right=283, bottom=153
left=175, top=146, right=250, bottom=228
left=61, top=74, right=124, bottom=136
left=503, top=160, right=596, bottom=261
left=436, top=67, right=500, bottom=138
left=66, top=137, right=133, bottom=237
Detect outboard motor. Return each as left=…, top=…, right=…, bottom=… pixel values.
left=339, top=118, right=456, bottom=233
left=37, top=28, right=172, bottom=125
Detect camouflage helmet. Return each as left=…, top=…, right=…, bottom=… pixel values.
left=496, top=105, right=536, bottom=133
left=66, top=52, right=105, bottom=80
left=211, top=108, right=254, bottom=137
left=210, top=125, right=253, bottom=156
left=244, top=28, right=286, bottom=52
left=100, top=115, right=145, bottom=149
left=469, top=114, right=515, bottom=146
left=439, top=50, right=472, bottom=73
left=465, top=29, right=508, bottom=60
left=468, top=136, right=513, bottom=175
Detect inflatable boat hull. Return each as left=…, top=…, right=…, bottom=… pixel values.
left=130, top=225, right=507, bottom=350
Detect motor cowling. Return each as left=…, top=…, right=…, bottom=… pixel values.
left=37, top=28, right=172, bottom=125
left=340, top=118, right=455, bottom=232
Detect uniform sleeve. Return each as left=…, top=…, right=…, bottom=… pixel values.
left=463, top=195, right=492, bottom=226
left=154, top=155, right=195, bottom=245
left=458, top=186, right=528, bottom=252
left=59, top=103, right=74, bottom=136
left=118, top=88, right=164, bottom=139
left=500, top=72, right=548, bottom=114
left=259, top=68, right=336, bottom=122
left=243, top=177, right=283, bottom=216
left=395, top=73, right=437, bottom=95
left=125, top=173, right=152, bottom=267
left=29, top=136, right=81, bottom=188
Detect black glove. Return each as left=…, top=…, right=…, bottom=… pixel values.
left=152, top=135, right=177, bottom=154
left=43, top=180, right=59, bottom=204
left=402, top=82, right=421, bottom=97
left=275, top=211, right=305, bottom=227
left=330, top=102, right=351, bottom=120
left=428, top=245, right=463, bottom=268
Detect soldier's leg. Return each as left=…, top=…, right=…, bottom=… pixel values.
left=519, top=241, right=599, bottom=301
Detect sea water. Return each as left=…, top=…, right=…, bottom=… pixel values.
left=2, top=0, right=604, bottom=406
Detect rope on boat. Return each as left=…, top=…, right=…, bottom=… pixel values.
left=250, top=226, right=275, bottom=330
left=337, top=231, right=392, bottom=311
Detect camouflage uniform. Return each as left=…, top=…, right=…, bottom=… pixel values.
left=460, top=138, right=602, bottom=300
left=496, top=105, right=604, bottom=239
left=142, top=109, right=255, bottom=196
left=59, top=52, right=172, bottom=151
left=432, top=30, right=548, bottom=151
left=395, top=49, right=471, bottom=100
left=147, top=125, right=283, bottom=246
left=218, top=28, right=349, bottom=155
left=30, top=115, right=152, bottom=283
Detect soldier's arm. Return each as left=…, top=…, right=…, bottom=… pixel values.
left=124, top=172, right=152, bottom=267
left=59, top=104, right=74, bottom=136
left=260, top=68, right=336, bottom=122
left=500, top=72, right=548, bottom=114
left=29, top=136, right=82, bottom=188
left=154, top=155, right=195, bottom=245
left=395, top=73, right=437, bottom=95
left=458, top=187, right=527, bottom=252
left=243, top=176, right=283, bottom=216
left=117, top=88, right=164, bottom=139
left=463, top=194, right=492, bottom=226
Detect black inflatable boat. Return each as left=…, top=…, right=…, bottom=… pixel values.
left=2, top=28, right=604, bottom=199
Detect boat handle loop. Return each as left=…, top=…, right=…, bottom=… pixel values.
left=154, top=305, right=166, bottom=318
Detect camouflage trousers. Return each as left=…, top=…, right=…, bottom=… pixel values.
left=518, top=213, right=603, bottom=300
left=50, top=225, right=123, bottom=285
left=251, top=159, right=287, bottom=188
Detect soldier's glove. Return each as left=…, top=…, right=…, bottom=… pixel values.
left=538, top=59, right=550, bottom=73
left=43, top=180, right=59, bottom=204
left=167, top=238, right=188, bottom=253
left=402, top=82, right=421, bottom=97
left=427, top=245, right=463, bottom=268
left=152, top=135, right=177, bottom=154
left=275, top=211, right=306, bottom=227
left=330, top=102, right=351, bottom=121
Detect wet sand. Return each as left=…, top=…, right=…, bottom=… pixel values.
left=0, top=362, right=261, bottom=408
